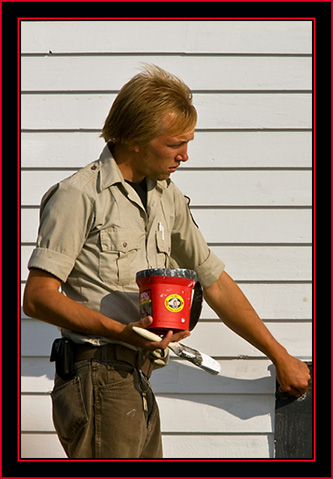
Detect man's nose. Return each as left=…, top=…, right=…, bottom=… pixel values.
left=176, top=145, right=189, bottom=162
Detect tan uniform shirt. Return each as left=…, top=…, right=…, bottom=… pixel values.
left=28, top=145, right=225, bottom=344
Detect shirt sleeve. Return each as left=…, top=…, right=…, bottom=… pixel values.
left=28, top=181, right=95, bottom=282
left=170, top=184, right=225, bottom=289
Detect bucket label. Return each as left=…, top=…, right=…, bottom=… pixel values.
left=139, top=289, right=152, bottom=316
left=165, top=294, right=185, bottom=313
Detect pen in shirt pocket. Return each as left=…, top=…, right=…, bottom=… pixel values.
left=158, top=222, right=165, bottom=240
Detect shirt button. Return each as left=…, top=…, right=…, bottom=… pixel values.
left=123, top=241, right=128, bottom=248
left=91, top=165, right=97, bottom=170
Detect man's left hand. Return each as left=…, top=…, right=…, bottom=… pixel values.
left=275, top=354, right=311, bottom=397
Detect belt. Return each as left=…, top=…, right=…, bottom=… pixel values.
left=73, top=342, right=154, bottom=379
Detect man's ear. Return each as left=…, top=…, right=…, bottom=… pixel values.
left=128, top=142, right=140, bottom=153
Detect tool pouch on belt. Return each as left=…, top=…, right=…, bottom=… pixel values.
left=50, top=338, right=75, bottom=380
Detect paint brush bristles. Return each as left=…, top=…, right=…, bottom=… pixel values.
left=132, top=327, right=220, bottom=375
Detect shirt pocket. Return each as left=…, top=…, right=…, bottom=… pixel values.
left=99, top=228, right=141, bottom=286
left=155, top=228, right=171, bottom=268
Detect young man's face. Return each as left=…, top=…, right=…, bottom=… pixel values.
left=132, top=112, right=195, bottom=182
left=135, top=129, right=195, bottom=181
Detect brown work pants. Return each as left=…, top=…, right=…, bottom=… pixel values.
left=51, top=359, right=163, bottom=458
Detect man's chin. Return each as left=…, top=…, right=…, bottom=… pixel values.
left=152, top=173, right=171, bottom=181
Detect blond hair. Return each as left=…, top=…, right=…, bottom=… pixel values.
left=101, top=64, right=197, bottom=147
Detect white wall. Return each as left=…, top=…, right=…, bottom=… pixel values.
left=20, top=20, right=312, bottom=459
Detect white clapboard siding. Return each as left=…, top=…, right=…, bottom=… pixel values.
left=21, top=55, right=313, bottom=92
left=161, top=434, right=274, bottom=459
left=20, top=20, right=312, bottom=54
left=21, top=169, right=312, bottom=207
left=201, top=283, right=312, bottom=321
left=158, top=394, right=274, bottom=433
left=20, top=20, right=312, bottom=459
left=21, top=93, right=312, bottom=130
left=21, top=434, right=67, bottom=459
left=193, top=208, right=312, bottom=245
left=210, top=246, right=312, bottom=281
left=21, top=131, right=312, bottom=169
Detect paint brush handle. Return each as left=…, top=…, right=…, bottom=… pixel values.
left=132, top=327, right=220, bottom=375
left=132, top=326, right=167, bottom=342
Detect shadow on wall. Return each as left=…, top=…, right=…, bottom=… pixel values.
left=21, top=349, right=276, bottom=458
left=21, top=348, right=276, bottom=419
left=21, top=301, right=276, bottom=459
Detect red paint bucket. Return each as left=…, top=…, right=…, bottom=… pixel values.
left=136, top=268, right=202, bottom=335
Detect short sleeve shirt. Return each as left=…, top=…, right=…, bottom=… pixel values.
left=28, top=145, right=225, bottom=344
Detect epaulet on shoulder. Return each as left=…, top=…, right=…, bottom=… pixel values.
left=66, top=160, right=100, bottom=190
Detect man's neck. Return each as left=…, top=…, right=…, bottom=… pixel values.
left=111, top=143, right=144, bottom=183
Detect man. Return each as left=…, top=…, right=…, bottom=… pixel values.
left=23, top=65, right=310, bottom=459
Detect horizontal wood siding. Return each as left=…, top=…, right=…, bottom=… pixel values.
left=21, top=20, right=312, bottom=54
left=20, top=20, right=312, bottom=459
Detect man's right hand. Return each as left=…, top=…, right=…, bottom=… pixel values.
left=119, top=315, right=190, bottom=351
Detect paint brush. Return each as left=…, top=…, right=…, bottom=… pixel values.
left=133, top=326, right=220, bottom=375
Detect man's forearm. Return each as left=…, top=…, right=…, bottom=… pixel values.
left=23, top=270, right=125, bottom=340
left=204, top=271, right=289, bottom=365
left=204, top=271, right=310, bottom=396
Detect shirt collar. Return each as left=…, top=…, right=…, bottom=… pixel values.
left=98, top=144, right=125, bottom=191
left=98, top=144, right=171, bottom=192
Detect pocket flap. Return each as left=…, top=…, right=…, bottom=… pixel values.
left=156, top=230, right=171, bottom=254
left=100, top=228, right=139, bottom=253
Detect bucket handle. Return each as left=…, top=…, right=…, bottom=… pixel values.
left=189, top=281, right=203, bottom=331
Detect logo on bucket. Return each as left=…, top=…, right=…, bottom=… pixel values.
left=165, top=294, right=185, bottom=313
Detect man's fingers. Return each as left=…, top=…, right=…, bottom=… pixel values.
left=131, top=322, right=190, bottom=350
left=278, top=385, right=307, bottom=398
left=171, top=330, right=191, bottom=342
left=137, top=315, right=153, bottom=328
